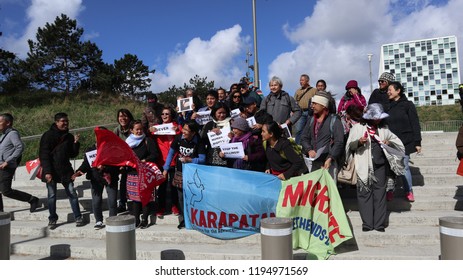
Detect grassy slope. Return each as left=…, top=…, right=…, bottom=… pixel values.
left=1, top=92, right=146, bottom=163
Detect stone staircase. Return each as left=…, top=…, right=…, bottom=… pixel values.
left=4, top=132, right=463, bottom=260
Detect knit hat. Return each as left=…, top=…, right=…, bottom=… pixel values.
left=378, top=72, right=395, bottom=83
left=311, top=91, right=330, bottom=108
left=362, top=103, right=389, bottom=120
left=345, top=80, right=358, bottom=90
left=231, top=117, right=251, bottom=132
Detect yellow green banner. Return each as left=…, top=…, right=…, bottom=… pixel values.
left=277, top=169, right=353, bottom=259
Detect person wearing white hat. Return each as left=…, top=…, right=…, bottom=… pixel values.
left=345, top=103, right=405, bottom=232
left=301, top=91, right=344, bottom=181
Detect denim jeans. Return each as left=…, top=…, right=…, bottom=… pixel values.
left=91, top=180, right=118, bottom=222
left=400, top=155, right=413, bottom=193
left=295, top=110, right=309, bottom=144
left=46, top=181, right=81, bottom=221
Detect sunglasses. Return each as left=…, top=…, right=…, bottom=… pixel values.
left=233, top=95, right=241, bottom=98
left=161, top=113, right=171, bottom=115
left=378, top=80, right=387, bottom=84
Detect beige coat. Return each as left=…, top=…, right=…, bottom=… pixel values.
left=345, top=123, right=405, bottom=188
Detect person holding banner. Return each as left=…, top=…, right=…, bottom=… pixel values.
left=72, top=127, right=119, bottom=230
left=150, top=106, right=182, bottom=217
left=200, top=103, right=231, bottom=167
left=219, top=117, right=266, bottom=171
left=113, top=108, right=134, bottom=213
left=126, top=120, right=161, bottom=229
left=162, top=120, right=206, bottom=229
left=345, top=103, right=405, bottom=232
left=262, top=121, right=307, bottom=180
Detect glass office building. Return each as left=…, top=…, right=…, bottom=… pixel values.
left=380, top=36, right=460, bottom=106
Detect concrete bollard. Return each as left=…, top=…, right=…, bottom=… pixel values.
left=0, top=212, right=11, bottom=260
left=260, top=217, right=293, bottom=260
left=439, top=216, right=463, bottom=260
left=106, top=215, right=136, bottom=260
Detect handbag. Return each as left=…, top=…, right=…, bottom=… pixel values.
left=337, top=157, right=357, bottom=185
left=172, top=170, right=183, bottom=189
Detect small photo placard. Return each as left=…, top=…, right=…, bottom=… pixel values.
left=177, top=97, right=193, bottom=112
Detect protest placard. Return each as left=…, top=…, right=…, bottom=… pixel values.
left=85, top=150, right=97, bottom=167
left=195, top=111, right=213, bottom=126
left=152, top=123, right=176, bottom=135
left=177, top=97, right=193, bottom=112
left=220, top=142, right=245, bottom=159
left=207, top=128, right=230, bottom=148
left=246, top=116, right=256, bottom=128
left=281, top=123, right=292, bottom=138
left=230, top=108, right=241, bottom=119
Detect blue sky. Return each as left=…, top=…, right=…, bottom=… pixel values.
left=0, top=0, right=460, bottom=99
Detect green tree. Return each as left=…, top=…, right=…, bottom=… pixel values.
left=113, top=54, right=153, bottom=97
left=157, top=75, right=215, bottom=107
left=27, top=14, right=103, bottom=94
left=158, top=85, right=184, bottom=107
left=184, top=75, right=215, bottom=102
left=0, top=49, right=31, bottom=93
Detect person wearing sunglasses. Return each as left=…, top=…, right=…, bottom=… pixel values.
left=368, top=72, right=395, bottom=112
left=228, top=91, right=243, bottom=110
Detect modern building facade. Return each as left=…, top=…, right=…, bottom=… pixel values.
left=380, top=35, right=460, bottom=106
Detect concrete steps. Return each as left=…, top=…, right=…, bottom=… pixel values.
left=3, top=131, right=463, bottom=260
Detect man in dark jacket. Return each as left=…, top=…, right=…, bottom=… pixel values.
left=39, top=112, right=83, bottom=229
left=141, top=92, right=164, bottom=134
left=240, top=97, right=273, bottom=136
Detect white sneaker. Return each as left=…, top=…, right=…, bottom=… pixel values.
left=94, top=221, right=105, bottom=230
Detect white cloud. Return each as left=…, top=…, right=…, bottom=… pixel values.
left=2, top=0, right=84, bottom=58
left=151, top=24, right=250, bottom=93
left=269, top=0, right=463, bottom=100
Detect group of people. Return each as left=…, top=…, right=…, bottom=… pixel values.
left=0, top=72, right=422, bottom=234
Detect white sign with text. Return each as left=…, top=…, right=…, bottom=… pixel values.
left=153, top=123, right=176, bottom=135
left=220, top=142, right=245, bottom=159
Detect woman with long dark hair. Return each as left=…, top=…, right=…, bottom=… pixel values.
left=262, top=121, right=307, bottom=180
left=200, top=103, right=232, bottom=166
left=387, top=81, right=422, bottom=202
left=113, top=109, right=134, bottom=213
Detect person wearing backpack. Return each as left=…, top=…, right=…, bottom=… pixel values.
left=260, top=76, right=301, bottom=134
left=294, top=74, right=318, bottom=144
left=262, top=121, right=307, bottom=180
left=301, top=91, right=345, bottom=181
left=0, top=113, right=39, bottom=213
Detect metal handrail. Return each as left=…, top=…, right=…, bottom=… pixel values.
left=21, top=123, right=118, bottom=141
left=420, top=120, right=463, bottom=132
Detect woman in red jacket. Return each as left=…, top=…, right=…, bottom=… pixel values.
left=150, top=106, right=182, bottom=217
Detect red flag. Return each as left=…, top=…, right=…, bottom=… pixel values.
left=92, top=127, right=138, bottom=169
left=92, top=127, right=165, bottom=206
